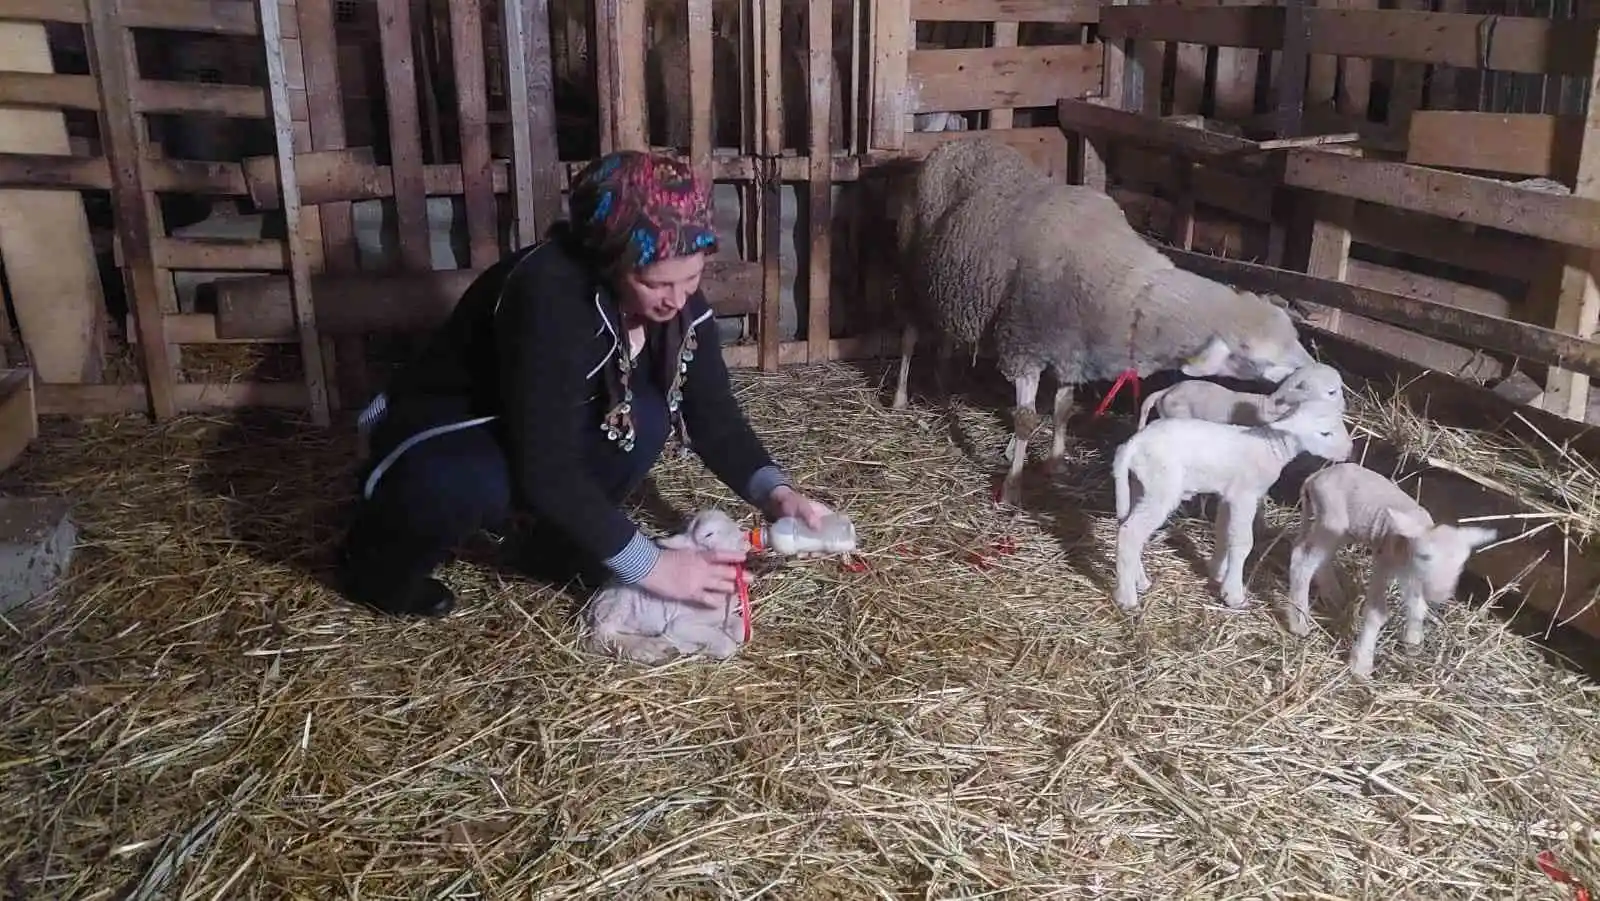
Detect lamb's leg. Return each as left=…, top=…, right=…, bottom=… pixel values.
left=1348, top=563, right=1395, bottom=680
left=1048, top=382, right=1075, bottom=468
left=1114, top=490, right=1176, bottom=612
left=1000, top=367, right=1042, bottom=505
left=1399, top=576, right=1428, bottom=655
left=1216, top=492, right=1260, bottom=608
left=1285, top=527, right=1339, bottom=637
left=891, top=322, right=917, bottom=410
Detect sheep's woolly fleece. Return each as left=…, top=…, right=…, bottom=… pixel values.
left=0, top=360, right=1596, bottom=899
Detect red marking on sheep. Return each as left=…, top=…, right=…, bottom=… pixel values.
left=1094, top=368, right=1142, bottom=419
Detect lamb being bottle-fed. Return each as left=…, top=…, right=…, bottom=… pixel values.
left=750, top=513, right=858, bottom=555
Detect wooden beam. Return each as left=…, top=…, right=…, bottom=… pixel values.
left=1285, top=149, right=1600, bottom=251
left=500, top=0, right=563, bottom=244
left=805, top=0, right=832, bottom=363
left=1164, top=247, right=1600, bottom=380
left=1532, top=31, right=1600, bottom=420
left=1407, top=111, right=1585, bottom=181
left=1098, top=7, right=1598, bottom=76
left=910, top=0, right=1099, bottom=22
left=209, top=261, right=767, bottom=339
left=1057, top=98, right=1272, bottom=170
left=909, top=45, right=1099, bottom=115
left=258, top=0, right=329, bottom=426
left=36, top=381, right=310, bottom=417
left=84, top=0, right=175, bottom=420
left=869, top=0, right=910, bottom=149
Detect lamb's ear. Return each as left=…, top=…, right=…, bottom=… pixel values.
left=1452, top=525, right=1499, bottom=550
left=1381, top=507, right=1428, bottom=541
left=1182, top=335, right=1233, bottom=377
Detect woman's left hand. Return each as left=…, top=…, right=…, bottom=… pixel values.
left=764, top=485, right=831, bottom=530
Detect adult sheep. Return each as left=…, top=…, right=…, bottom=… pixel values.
left=888, top=138, right=1316, bottom=504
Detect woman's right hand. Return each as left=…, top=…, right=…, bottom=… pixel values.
left=640, top=546, right=747, bottom=607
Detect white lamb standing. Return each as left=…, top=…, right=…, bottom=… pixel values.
left=1136, top=362, right=1346, bottom=430
left=580, top=509, right=751, bottom=665
left=1111, top=399, right=1354, bottom=612
left=1285, top=462, right=1499, bottom=679
left=884, top=137, right=1318, bottom=504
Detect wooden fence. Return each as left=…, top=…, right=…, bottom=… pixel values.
left=1, top=0, right=1599, bottom=437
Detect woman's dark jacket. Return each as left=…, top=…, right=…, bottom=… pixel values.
left=364, top=228, right=788, bottom=582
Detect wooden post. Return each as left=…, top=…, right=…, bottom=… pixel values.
left=259, top=0, right=331, bottom=426
left=868, top=0, right=908, bottom=150
left=1269, top=0, right=1311, bottom=269
left=1535, top=31, right=1600, bottom=420
left=758, top=0, right=782, bottom=371
left=805, top=0, right=833, bottom=362
left=687, top=0, right=715, bottom=179
left=449, top=0, right=500, bottom=268
left=83, top=0, right=176, bottom=420
left=988, top=20, right=1018, bottom=129
left=377, top=0, right=431, bottom=273
left=501, top=0, right=563, bottom=246
left=293, top=0, right=362, bottom=412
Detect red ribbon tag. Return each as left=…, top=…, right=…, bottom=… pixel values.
left=1538, top=850, right=1593, bottom=901
left=1093, top=368, right=1142, bottom=419
left=735, top=564, right=752, bottom=643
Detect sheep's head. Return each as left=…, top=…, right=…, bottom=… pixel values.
left=659, top=509, right=749, bottom=554
left=1183, top=298, right=1316, bottom=383
left=1382, top=512, right=1499, bottom=606
left=1266, top=362, right=1345, bottom=418
left=1270, top=399, right=1353, bottom=462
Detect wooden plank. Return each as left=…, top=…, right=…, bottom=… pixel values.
left=1099, top=7, right=1598, bottom=76
left=1346, top=258, right=1513, bottom=319
left=1110, top=147, right=1275, bottom=221
left=500, top=0, right=538, bottom=244
left=720, top=334, right=891, bottom=369
left=686, top=0, right=714, bottom=179
left=907, top=45, right=1099, bottom=114
left=1057, top=98, right=1270, bottom=169
left=376, top=0, right=430, bottom=272
left=806, top=0, right=832, bottom=363
left=124, top=312, right=262, bottom=345
left=84, top=0, right=174, bottom=419
left=448, top=0, right=497, bottom=267
left=869, top=0, right=910, bottom=149
left=0, top=0, right=88, bottom=24
left=1302, top=194, right=1354, bottom=334
left=987, top=21, right=1019, bottom=130
left=1406, top=111, right=1585, bottom=181
left=0, top=72, right=97, bottom=109
left=156, top=237, right=287, bottom=270
left=0, top=0, right=269, bottom=33
left=1285, top=149, right=1600, bottom=252
left=1164, top=247, right=1600, bottom=381
left=259, top=0, right=329, bottom=427
left=910, top=0, right=1099, bottom=22
left=1350, top=203, right=1540, bottom=283
left=759, top=0, right=781, bottom=371
left=210, top=260, right=767, bottom=338
left=0, top=367, right=37, bottom=474
left=606, top=0, right=647, bottom=150
left=1533, top=34, right=1600, bottom=421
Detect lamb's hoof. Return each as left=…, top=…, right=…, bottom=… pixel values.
left=1045, top=452, right=1070, bottom=474
left=996, top=477, right=1022, bottom=507
left=1219, top=585, right=1249, bottom=609
left=1112, top=589, right=1140, bottom=613
left=890, top=393, right=909, bottom=411
left=1348, top=659, right=1375, bottom=682
left=1136, top=570, right=1152, bottom=592
left=1400, top=638, right=1424, bottom=657
left=1284, top=612, right=1311, bottom=637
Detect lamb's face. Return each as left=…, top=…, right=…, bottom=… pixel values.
left=1274, top=403, right=1354, bottom=462
left=1391, top=520, right=1499, bottom=605
left=684, top=510, right=749, bottom=553
left=1267, top=363, right=1345, bottom=416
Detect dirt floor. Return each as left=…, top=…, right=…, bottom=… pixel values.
left=1, top=360, right=1597, bottom=898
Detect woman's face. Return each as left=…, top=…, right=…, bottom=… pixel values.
left=616, top=252, right=706, bottom=324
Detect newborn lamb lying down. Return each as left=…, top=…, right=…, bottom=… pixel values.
left=580, top=509, right=750, bottom=665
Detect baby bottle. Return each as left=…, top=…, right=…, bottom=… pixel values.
left=751, top=512, right=858, bottom=555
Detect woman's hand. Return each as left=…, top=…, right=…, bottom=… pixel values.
left=639, top=546, right=748, bottom=608
left=764, top=485, right=832, bottom=530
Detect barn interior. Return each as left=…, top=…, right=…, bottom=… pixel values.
left=1, top=0, right=1599, bottom=895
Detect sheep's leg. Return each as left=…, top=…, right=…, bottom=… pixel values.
left=1399, top=577, right=1428, bottom=655
left=891, top=322, right=917, bottom=410
left=1114, top=491, right=1176, bottom=612
left=1348, top=563, right=1396, bottom=680
left=1216, top=492, right=1259, bottom=608
left=1048, top=382, right=1075, bottom=468
left=1000, top=368, right=1042, bottom=506
left=1285, top=527, right=1339, bottom=637
left=1207, top=500, right=1229, bottom=583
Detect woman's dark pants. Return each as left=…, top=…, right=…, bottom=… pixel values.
left=337, top=388, right=670, bottom=616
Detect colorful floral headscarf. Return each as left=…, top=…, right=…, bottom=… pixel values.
left=566, top=151, right=718, bottom=272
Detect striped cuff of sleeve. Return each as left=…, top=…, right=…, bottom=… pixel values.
left=745, top=464, right=792, bottom=506
left=604, top=531, right=662, bottom=585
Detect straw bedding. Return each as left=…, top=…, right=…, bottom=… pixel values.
left=2, top=360, right=1597, bottom=899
